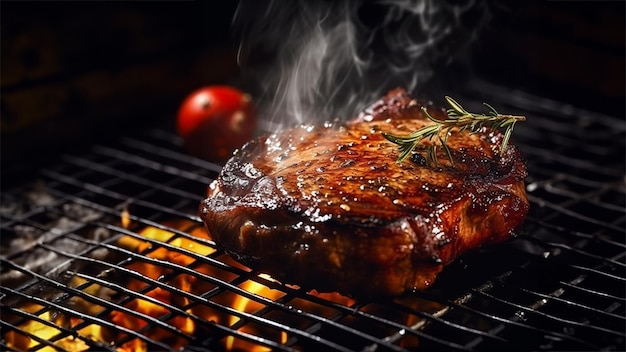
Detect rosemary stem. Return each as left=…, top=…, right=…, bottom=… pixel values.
left=383, top=96, right=525, bottom=165
left=497, top=114, right=526, bottom=121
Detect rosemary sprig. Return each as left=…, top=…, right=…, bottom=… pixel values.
left=382, top=96, right=525, bottom=166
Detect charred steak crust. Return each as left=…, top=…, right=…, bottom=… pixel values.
left=200, top=88, right=529, bottom=298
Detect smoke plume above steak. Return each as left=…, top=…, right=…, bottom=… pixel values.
left=233, top=0, right=494, bottom=127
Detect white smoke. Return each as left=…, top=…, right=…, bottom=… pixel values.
left=234, top=0, right=492, bottom=128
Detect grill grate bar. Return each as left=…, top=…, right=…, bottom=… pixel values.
left=92, top=144, right=215, bottom=185
left=0, top=319, right=66, bottom=352
left=0, top=258, right=196, bottom=340
left=522, top=146, right=622, bottom=177
left=569, top=264, right=626, bottom=283
left=2, top=195, right=210, bottom=288
left=558, top=280, right=626, bottom=302
left=527, top=195, right=624, bottom=233
left=387, top=300, right=509, bottom=344
left=59, top=154, right=200, bottom=201
left=3, top=218, right=217, bottom=347
left=468, top=261, right=623, bottom=336
left=25, top=169, right=480, bottom=351
left=472, top=288, right=626, bottom=338
left=117, top=135, right=223, bottom=173
left=520, top=234, right=626, bottom=269
left=458, top=223, right=625, bottom=345
left=0, top=198, right=82, bottom=261
left=206, top=266, right=477, bottom=350
left=204, top=287, right=415, bottom=351
left=40, top=228, right=388, bottom=351
left=414, top=289, right=602, bottom=350
left=355, top=308, right=473, bottom=351
left=70, top=270, right=199, bottom=326
left=39, top=168, right=205, bottom=227
left=2, top=80, right=624, bottom=351
left=538, top=182, right=625, bottom=214
left=0, top=307, right=117, bottom=352
left=414, top=261, right=621, bottom=349
left=525, top=218, right=626, bottom=250
left=223, top=290, right=310, bottom=350
left=519, top=287, right=626, bottom=322
left=528, top=172, right=625, bottom=193
left=256, top=285, right=491, bottom=351
left=3, top=235, right=354, bottom=351
left=214, top=330, right=301, bottom=352
left=0, top=189, right=65, bottom=229
left=0, top=283, right=174, bottom=351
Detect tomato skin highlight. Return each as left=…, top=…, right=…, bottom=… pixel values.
left=177, top=86, right=256, bottom=163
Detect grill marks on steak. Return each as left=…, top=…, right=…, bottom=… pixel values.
left=200, top=88, right=529, bottom=298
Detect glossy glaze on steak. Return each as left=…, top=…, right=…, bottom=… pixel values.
left=200, top=88, right=528, bottom=298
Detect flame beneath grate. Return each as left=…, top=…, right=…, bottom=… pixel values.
left=225, top=274, right=288, bottom=352
left=3, top=304, right=104, bottom=352
left=3, top=216, right=362, bottom=351
left=4, top=219, right=211, bottom=351
left=110, top=221, right=208, bottom=351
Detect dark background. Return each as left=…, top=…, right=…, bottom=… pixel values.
left=1, top=0, right=624, bottom=168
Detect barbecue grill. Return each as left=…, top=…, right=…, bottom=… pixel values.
left=1, top=76, right=624, bottom=351
left=2, top=0, right=625, bottom=350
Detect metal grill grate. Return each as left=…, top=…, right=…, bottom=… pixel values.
left=1, top=80, right=624, bottom=351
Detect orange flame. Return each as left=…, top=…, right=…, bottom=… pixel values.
left=225, top=273, right=288, bottom=351
left=4, top=215, right=383, bottom=352
left=121, top=208, right=131, bottom=229
left=4, top=304, right=106, bottom=352
left=111, top=220, right=214, bottom=351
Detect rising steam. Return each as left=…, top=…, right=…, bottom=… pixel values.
left=233, top=0, right=492, bottom=128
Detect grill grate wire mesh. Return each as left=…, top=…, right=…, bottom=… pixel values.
left=1, top=80, right=624, bottom=351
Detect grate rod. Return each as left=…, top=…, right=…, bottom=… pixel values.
left=1, top=258, right=196, bottom=340
left=60, top=154, right=200, bottom=200
left=527, top=195, right=624, bottom=233
left=40, top=168, right=206, bottom=224
left=119, top=133, right=222, bottom=173
left=472, top=288, right=626, bottom=338
left=519, top=287, right=625, bottom=321
left=414, top=284, right=602, bottom=350
left=0, top=285, right=173, bottom=351
left=92, top=144, right=214, bottom=185
left=27, top=233, right=367, bottom=351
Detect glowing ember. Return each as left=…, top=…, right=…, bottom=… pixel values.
left=225, top=273, right=288, bottom=351
left=111, top=220, right=212, bottom=351
left=3, top=216, right=381, bottom=351
left=4, top=219, right=215, bottom=352
left=121, top=207, right=131, bottom=229
left=4, top=305, right=104, bottom=352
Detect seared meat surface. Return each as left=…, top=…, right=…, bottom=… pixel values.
left=200, top=89, right=528, bottom=298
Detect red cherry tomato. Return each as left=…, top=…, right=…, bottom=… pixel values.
left=177, top=86, right=256, bottom=163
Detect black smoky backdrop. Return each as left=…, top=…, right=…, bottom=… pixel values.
left=233, top=0, right=624, bottom=127
left=1, top=0, right=624, bottom=178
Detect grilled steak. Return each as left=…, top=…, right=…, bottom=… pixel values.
left=200, top=88, right=529, bottom=298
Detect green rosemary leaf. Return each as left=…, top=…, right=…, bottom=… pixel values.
left=421, top=106, right=442, bottom=124
left=500, top=122, right=515, bottom=156
left=381, top=132, right=406, bottom=145
left=397, top=143, right=416, bottom=163
left=382, top=96, right=525, bottom=166
left=439, top=135, right=454, bottom=164
left=445, top=96, right=466, bottom=115
left=483, top=102, right=499, bottom=116
left=427, top=145, right=438, bottom=168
